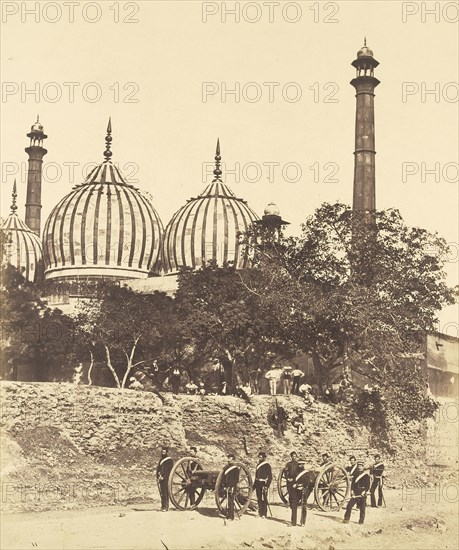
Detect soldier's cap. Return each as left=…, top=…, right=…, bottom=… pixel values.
left=258, top=451, right=266, bottom=458
left=227, top=453, right=235, bottom=460
left=357, top=460, right=365, bottom=466
left=190, top=446, right=197, bottom=453
left=161, top=446, right=169, bottom=452
left=290, top=451, right=297, bottom=458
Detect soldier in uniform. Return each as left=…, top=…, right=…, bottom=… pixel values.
left=285, top=451, right=302, bottom=526
left=291, top=467, right=316, bottom=526
left=253, top=451, right=272, bottom=518
left=343, top=460, right=370, bottom=524
left=370, top=454, right=385, bottom=507
left=156, top=446, right=174, bottom=511
left=186, top=446, right=200, bottom=506
left=222, top=453, right=240, bottom=521
left=346, top=455, right=357, bottom=477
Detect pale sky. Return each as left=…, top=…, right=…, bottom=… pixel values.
left=1, top=1, right=458, bottom=331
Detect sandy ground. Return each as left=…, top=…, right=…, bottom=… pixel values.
left=1, top=488, right=458, bottom=550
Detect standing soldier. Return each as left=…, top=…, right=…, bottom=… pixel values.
left=156, top=446, right=173, bottom=511
left=292, top=468, right=316, bottom=527
left=285, top=451, right=302, bottom=526
left=221, top=453, right=240, bottom=521
left=253, top=451, right=272, bottom=518
left=186, top=447, right=200, bottom=506
left=370, top=454, right=385, bottom=507
left=343, top=460, right=370, bottom=524
left=346, top=455, right=357, bottom=477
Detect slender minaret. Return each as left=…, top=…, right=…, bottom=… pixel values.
left=25, top=116, right=47, bottom=236
left=351, top=39, right=379, bottom=221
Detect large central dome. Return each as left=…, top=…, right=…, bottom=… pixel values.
left=162, top=141, right=258, bottom=273
left=43, top=121, right=163, bottom=281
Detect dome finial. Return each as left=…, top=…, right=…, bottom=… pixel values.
left=213, top=138, right=222, bottom=182
left=11, top=179, right=18, bottom=214
left=364, top=36, right=367, bottom=47
left=104, top=117, right=113, bottom=162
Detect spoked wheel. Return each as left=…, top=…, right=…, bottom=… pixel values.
left=277, top=466, right=289, bottom=504
left=215, top=462, right=253, bottom=518
left=314, top=463, right=350, bottom=512
left=168, top=456, right=206, bottom=510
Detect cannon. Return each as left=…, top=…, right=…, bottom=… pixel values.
left=168, top=457, right=254, bottom=518
left=277, top=461, right=350, bottom=511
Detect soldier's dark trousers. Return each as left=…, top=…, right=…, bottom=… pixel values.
left=300, top=485, right=313, bottom=525
left=344, top=496, right=366, bottom=524
left=159, top=479, right=169, bottom=510
left=227, top=488, right=235, bottom=520
left=255, top=484, right=268, bottom=517
left=288, top=486, right=301, bottom=525
left=370, top=479, right=383, bottom=507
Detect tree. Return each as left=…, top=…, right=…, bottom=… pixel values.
left=175, top=263, right=293, bottom=393
left=241, top=203, right=456, bottom=422
left=76, top=284, right=175, bottom=388
left=0, top=259, right=76, bottom=381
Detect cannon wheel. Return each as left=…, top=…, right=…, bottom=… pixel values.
left=277, top=466, right=289, bottom=504
left=215, top=462, right=253, bottom=518
left=168, top=456, right=206, bottom=510
left=314, top=463, right=350, bottom=512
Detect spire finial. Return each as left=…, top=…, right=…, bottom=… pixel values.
left=364, top=36, right=367, bottom=46
left=213, top=138, right=222, bottom=182
left=103, top=117, right=113, bottom=162
left=11, top=179, right=18, bottom=214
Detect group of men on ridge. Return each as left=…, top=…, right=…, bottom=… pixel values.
left=156, top=447, right=385, bottom=525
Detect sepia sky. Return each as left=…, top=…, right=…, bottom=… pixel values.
left=1, top=0, right=458, bottom=329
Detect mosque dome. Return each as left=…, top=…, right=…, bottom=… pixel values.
left=42, top=120, right=163, bottom=281
left=31, top=116, right=44, bottom=133
left=357, top=38, right=374, bottom=58
left=1, top=181, right=43, bottom=283
left=162, top=140, right=259, bottom=273
left=264, top=202, right=280, bottom=216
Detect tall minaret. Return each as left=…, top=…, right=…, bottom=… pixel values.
left=351, top=39, right=379, bottom=221
left=25, top=116, right=47, bottom=236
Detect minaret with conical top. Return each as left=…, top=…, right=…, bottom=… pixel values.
left=25, top=116, right=47, bottom=236
left=351, top=39, right=379, bottom=221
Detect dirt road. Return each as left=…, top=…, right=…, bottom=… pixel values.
left=1, top=489, right=457, bottom=550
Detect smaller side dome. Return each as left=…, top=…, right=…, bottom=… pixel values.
left=31, top=115, right=44, bottom=132
left=1, top=180, right=43, bottom=282
left=357, top=45, right=374, bottom=58
left=264, top=202, right=280, bottom=216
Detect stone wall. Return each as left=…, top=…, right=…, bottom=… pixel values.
left=0, top=382, right=370, bottom=466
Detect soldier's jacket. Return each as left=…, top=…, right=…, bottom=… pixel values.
left=371, top=462, right=385, bottom=479
left=293, top=469, right=316, bottom=489
left=157, top=456, right=173, bottom=480
left=254, top=461, right=272, bottom=487
left=222, top=463, right=240, bottom=488
left=346, top=464, right=357, bottom=476
left=186, top=459, right=200, bottom=477
left=285, top=459, right=301, bottom=482
left=350, top=471, right=371, bottom=496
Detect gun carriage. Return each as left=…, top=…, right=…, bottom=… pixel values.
left=168, top=457, right=254, bottom=518
left=277, top=461, right=350, bottom=511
